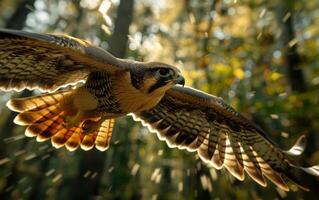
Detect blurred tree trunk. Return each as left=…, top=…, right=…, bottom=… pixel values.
left=4, top=0, right=35, bottom=29
left=108, top=0, right=134, bottom=57
left=275, top=1, right=306, bottom=93
left=276, top=0, right=318, bottom=196
left=0, top=0, right=35, bottom=198
left=68, top=0, right=134, bottom=199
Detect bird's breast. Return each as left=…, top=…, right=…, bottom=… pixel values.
left=112, top=72, right=164, bottom=113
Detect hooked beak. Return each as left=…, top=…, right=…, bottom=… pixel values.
left=175, top=75, right=185, bottom=87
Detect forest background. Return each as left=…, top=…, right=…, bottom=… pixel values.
left=0, top=0, right=318, bottom=199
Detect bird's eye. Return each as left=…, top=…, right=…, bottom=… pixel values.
left=157, top=68, right=171, bottom=77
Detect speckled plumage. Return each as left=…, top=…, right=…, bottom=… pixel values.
left=132, top=86, right=296, bottom=190
left=85, top=71, right=121, bottom=114
left=0, top=29, right=318, bottom=192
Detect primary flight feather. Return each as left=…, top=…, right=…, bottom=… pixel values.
left=0, top=29, right=318, bottom=191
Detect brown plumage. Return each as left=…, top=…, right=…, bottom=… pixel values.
left=0, top=29, right=318, bottom=191
left=131, top=86, right=319, bottom=191
left=0, top=28, right=183, bottom=151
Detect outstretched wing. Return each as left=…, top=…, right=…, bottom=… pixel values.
left=0, top=29, right=125, bottom=92
left=132, top=86, right=319, bottom=191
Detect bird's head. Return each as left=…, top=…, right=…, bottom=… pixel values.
left=130, top=61, right=185, bottom=94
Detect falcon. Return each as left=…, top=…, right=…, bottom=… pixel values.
left=0, top=29, right=318, bottom=191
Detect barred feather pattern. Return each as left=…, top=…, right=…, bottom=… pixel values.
left=0, top=28, right=126, bottom=92
left=0, top=36, right=90, bottom=91
left=132, top=86, right=319, bottom=191
left=85, top=71, right=121, bottom=114
left=7, top=90, right=114, bottom=151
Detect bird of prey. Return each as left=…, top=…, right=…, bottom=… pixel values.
left=0, top=29, right=318, bottom=191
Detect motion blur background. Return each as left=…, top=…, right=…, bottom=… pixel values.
left=0, top=0, right=318, bottom=199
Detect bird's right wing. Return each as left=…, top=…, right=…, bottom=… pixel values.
left=0, top=29, right=126, bottom=92
left=132, top=86, right=319, bottom=191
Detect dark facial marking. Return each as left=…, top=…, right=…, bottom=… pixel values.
left=130, top=68, right=144, bottom=89
left=148, top=78, right=168, bottom=93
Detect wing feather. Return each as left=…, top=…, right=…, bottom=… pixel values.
left=0, top=29, right=125, bottom=92
left=131, top=86, right=318, bottom=191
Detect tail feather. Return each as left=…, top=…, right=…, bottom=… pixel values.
left=52, top=127, right=79, bottom=150
left=81, top=133, right=98, bottom=151
left=51, top=129, right=69, bottom=149
left=65, top=127, right=83, bottom=151
left=95, top=119, right=115, bottom=151
left=26, top=114, right=64, bottom=140
left=37, top=114, right=65, bottom=142
left=7, top=90, right=115, bottom=151
left=7, top=90, right=71, bottom=112
left=14, top=104, right=62, bottom=125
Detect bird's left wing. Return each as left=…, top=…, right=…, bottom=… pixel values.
left=131, top=86, right=319, bottom=191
